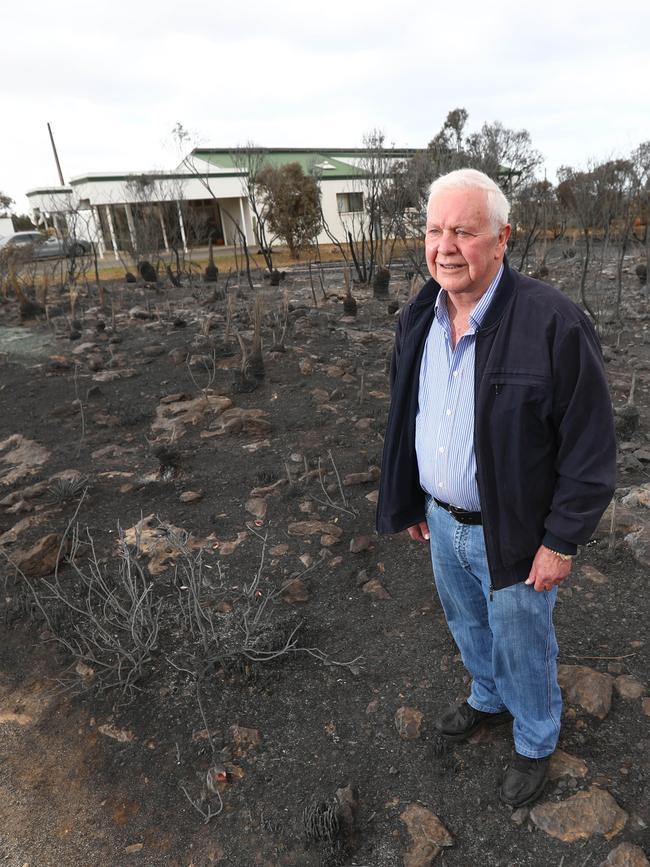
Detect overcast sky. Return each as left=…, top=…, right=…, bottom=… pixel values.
left=2, top=0, right=649, bottom=213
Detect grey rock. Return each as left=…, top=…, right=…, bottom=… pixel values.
left=400, top=802, right=453, bottom=867
left=614, top=675, right=645, bottom=700
left=600, top=842, right=650, bottom=866
left=349, top=535, right=373, bottom=553
left=394, top=706, right=424, bottom=740
left=558, top=665, right=613, bottom=719
left=531, top=786, right=627, bottom=842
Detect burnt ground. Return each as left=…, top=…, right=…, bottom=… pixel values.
left=0, top=256, right=648, bottom=867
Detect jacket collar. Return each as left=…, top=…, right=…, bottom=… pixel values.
left=413, top=257, right=516, bottom=331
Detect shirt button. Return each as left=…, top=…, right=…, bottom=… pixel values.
left=438, top=447, right=444, bottom=453
left=452, top=370, right=459, bottom=378
left=446, top=409, right=451, bottom=416
left=438, top=482, right=444, bottom=488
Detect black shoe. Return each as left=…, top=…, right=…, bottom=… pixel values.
left=499, top=753, right=550, bottom=808
left=435, top=701, right=513, bottom=742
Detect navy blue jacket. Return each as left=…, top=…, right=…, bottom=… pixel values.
left=376, top=259, right=617, bottom=591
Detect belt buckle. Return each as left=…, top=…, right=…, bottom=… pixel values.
left=448, top=504, right=466, bottom=523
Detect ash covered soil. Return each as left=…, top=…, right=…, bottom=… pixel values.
left=0, top=261, right=648, bottom=867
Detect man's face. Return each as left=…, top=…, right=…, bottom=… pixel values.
left=425, top=187, right=510, bottom=301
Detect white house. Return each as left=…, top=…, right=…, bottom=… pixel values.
left=0, top=215, right=15, bottom=237
left=26, top=147, right=416, bottom=260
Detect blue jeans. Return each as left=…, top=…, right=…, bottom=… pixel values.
left=425, top=497, right=562, bottom=758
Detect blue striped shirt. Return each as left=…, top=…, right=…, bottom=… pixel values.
left=415, top=264, right=503, bottom=510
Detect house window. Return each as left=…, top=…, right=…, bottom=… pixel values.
left=337, top=192, right=363, bottom=213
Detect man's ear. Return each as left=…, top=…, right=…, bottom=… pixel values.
left=498, top=223, right=511, bottom=251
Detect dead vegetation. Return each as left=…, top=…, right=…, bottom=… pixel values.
left=0, top=248, right=648, bottom=865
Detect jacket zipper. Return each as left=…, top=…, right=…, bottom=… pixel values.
left=475, top=326, right=495, bottom=602
left=376, top=301, right=417, bottom=520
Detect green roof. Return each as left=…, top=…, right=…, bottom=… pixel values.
left=191, top=147, right=417, bottom=180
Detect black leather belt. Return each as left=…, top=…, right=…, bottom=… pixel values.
left=433, top=497, right=482, bottom=525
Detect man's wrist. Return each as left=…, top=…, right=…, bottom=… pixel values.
left=542, top=531, right=577, bottom=557
left=542, top=545, right=575, bottom=562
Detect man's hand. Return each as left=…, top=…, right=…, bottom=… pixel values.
left=525, top=545, right=572, bottom=592
left=406, top=521, right=430, bottom=543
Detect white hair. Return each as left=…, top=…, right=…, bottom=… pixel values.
left=427, top=168, right=510, bottom=233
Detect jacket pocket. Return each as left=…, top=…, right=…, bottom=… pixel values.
left=486, top=371, right=550, bottom=402
left=484, top=371, right=554, bottom=452
left=486, top=370, right=550, bottom=389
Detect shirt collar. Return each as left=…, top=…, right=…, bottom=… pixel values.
left=434, top=262, right=504, bottom=330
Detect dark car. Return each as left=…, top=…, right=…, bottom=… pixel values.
left=0, top=231, right=92, bottom=259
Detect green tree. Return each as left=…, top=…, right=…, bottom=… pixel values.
left=0, top=191, right=13, bottom=215
left=425, top=109, right=542, bottom=194
left=255, top=162, right=322, bottom=259
left=427, top=107, right=470, bottom=177
left=465, top=121, right=542, bottom=194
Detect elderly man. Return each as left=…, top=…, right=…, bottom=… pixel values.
left=376, top=168, right=616, bottom=808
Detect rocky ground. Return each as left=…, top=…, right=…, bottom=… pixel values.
left=0, top=257, right=648, bottom=867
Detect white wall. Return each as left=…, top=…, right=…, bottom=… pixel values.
left=315, top=178, right=369, bottom=247
left=218, top=197, right=252, bottom=245
left=26, top=189, right=71, bottom=224
left=27, top=189, right=102, bottom=249
left=66, top=207, right=103, bottom=248
left=26, top=171, right=386, bottom=253
left=69, top=173, right=245, bottom=206
left=0, top=216, right=14, bottom=237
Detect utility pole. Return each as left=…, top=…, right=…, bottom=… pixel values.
left=47, top=122, right=65, bottom=186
